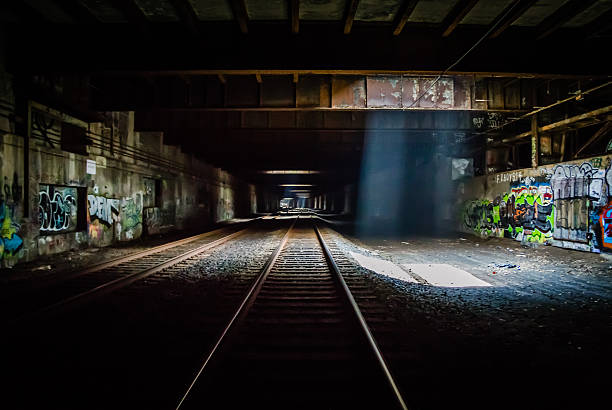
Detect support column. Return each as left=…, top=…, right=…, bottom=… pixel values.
left=531, top=114, right=539, bottom=168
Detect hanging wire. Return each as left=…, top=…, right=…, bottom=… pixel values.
left=405, top=1, right=523, bottom=109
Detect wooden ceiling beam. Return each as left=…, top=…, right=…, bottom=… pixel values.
left=574, top=121, right=612, bottom=158
left=441, top=0, right=479, bottom=37
left=291, top=0, right=299, bottom=34
left=343, top=0, right=360, bottom=34
left=168, top=0, right=200, bottom=37
left=108, top=0, right=149, bottom=35
left=7, top=1, right=47, bottom=24
left=100, top=69, right=602, bottom=81
left=393, top=0, right=420, bottom=36
left=536, top=0, right=598, bottom=40
left=230, top=0, right=249, bottom=34
left=489, top=0, right=539, bottom=39
left=582, top=6, right=612, bottom=39
left=50, top=0, right=99, bottom=24
left=500, top=104, right=612, bottom=143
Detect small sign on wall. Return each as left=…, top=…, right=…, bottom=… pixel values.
left=86, top=159, right=96, bottom=175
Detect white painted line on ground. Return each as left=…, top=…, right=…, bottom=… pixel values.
left=402, top=264, right=492, bottom=287
left=349, top=252, right=418, bottom=283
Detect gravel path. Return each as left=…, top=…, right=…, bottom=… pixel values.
left=4, top=221, right=290, bottom=410
left=322, top=221, right=612, bottom=410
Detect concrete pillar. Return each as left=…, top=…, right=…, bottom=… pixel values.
left=531, top=114, right=539, bottom=168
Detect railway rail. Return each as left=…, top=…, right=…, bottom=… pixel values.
left=5, top=220, right=260, bottom=325
left=176, top=217, right=408, bottom=409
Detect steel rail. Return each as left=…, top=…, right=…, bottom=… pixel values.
left=314, top=223, right=409, bottom=410
left=175, top=217, right=297, bottom=410
left=9, top=228, right=250, bottom=325
left=21, top=219, right=261, bottom=293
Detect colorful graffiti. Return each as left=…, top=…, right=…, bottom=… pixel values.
left=463, top=179, right=554, bottom=243
left=3, top=172, right=22, bottom=203
left=118, top=192, right=143, bottom=240
left=87, top=195, right=120, bottom=226
left=550, top=163, right=607, bottom=244
left=0, top=200, right=23, bottom=266
left=502, top=179, right=554, bottom=243
left=463, top=158, right=612, bottom=253
left=600, top=203, right=612, bottom=250
left=144, top=207, right=161, bottom=235
left=39, top=185, right=78, bottom=234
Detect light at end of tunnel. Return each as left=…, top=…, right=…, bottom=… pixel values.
left=259, top=170, right=321, bottom=174
left=278, top=184, right=316, bottom=187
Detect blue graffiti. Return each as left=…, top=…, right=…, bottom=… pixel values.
left=0, top=201, right=23, bottom=261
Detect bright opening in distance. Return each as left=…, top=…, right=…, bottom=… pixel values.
left=278, top=184, right=316, bottom=187
left=259, top=170, right=321, bottom=174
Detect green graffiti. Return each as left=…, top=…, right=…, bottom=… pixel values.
left=462, top=181, right=554, bottom=243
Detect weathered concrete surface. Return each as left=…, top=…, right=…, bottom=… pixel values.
left=458, top=154, right=612, bottom=254
left=0, top=70, right=257, bottom=268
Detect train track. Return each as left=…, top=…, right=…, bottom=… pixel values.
left=176, top=217, right=408, bottom=410
left=5, top=220, right=261, bottom=325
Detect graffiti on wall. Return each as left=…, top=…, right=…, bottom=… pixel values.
left=88, top=195, right=120, bottom=226
left=39, top=185, right=78, bottom=234
left=143, top=177, right=156, bottom=208
left=4, top=172, right=22, bottom=204
left=550, top=163, right=607, bottom=244
left=118, top=192, right=143, bottom=240
left=86, top=190, right=144, bottom=241
left=87, top=193, right=120, bottom=242
left=0, top=171, right=23, bottom=266
left=600, top=203, right=612, bottom=250
left=0, top=200, right=23, bottom=266
left=144, top=207, right=161, bottom=235
left=462, top=178, right=554, bottom=243
left=464, top=158, right=612, bottom=253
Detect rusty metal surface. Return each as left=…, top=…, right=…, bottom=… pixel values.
left=366, top=76, right=402, bottom=108
left=331, top=76, right=366, bottom=108
left=297, top=76, right=330, bottom=107
left=296, top=111, right=324, bottom=128
left=401, top=76, right=455, bottom=108
left=226, top=76, right=258, bottom=107
left=268, top=112, right=296, bottom=128
left=504, top=82, right=521, bottom=109
left=473, top=78, right=488, bottom=110
left=261, top=76, right=294, bottom=107
left=454, top=77, right=472, bottom=109
left=242, top=111, right=268, bottom=128
left=324, top=111, right=353, bottom=128
left=488, top=79, right=505, bottom=109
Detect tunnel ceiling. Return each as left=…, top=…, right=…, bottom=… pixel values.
left=2, top=1, right=611, bottom=189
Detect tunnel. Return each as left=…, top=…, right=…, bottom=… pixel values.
left=1, top=1, right=611, bottom=409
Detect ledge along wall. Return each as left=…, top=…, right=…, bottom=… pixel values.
left=458, top=155, right=612, bottom=253
left=0, top=72, right=256, bottom=268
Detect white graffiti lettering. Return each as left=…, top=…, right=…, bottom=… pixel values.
left=88, top=195, right=120, bottom=226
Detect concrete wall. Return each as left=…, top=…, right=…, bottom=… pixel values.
left=458, top=155, right=612, bottom=253
left=0, top=72, right=256, bottom=268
